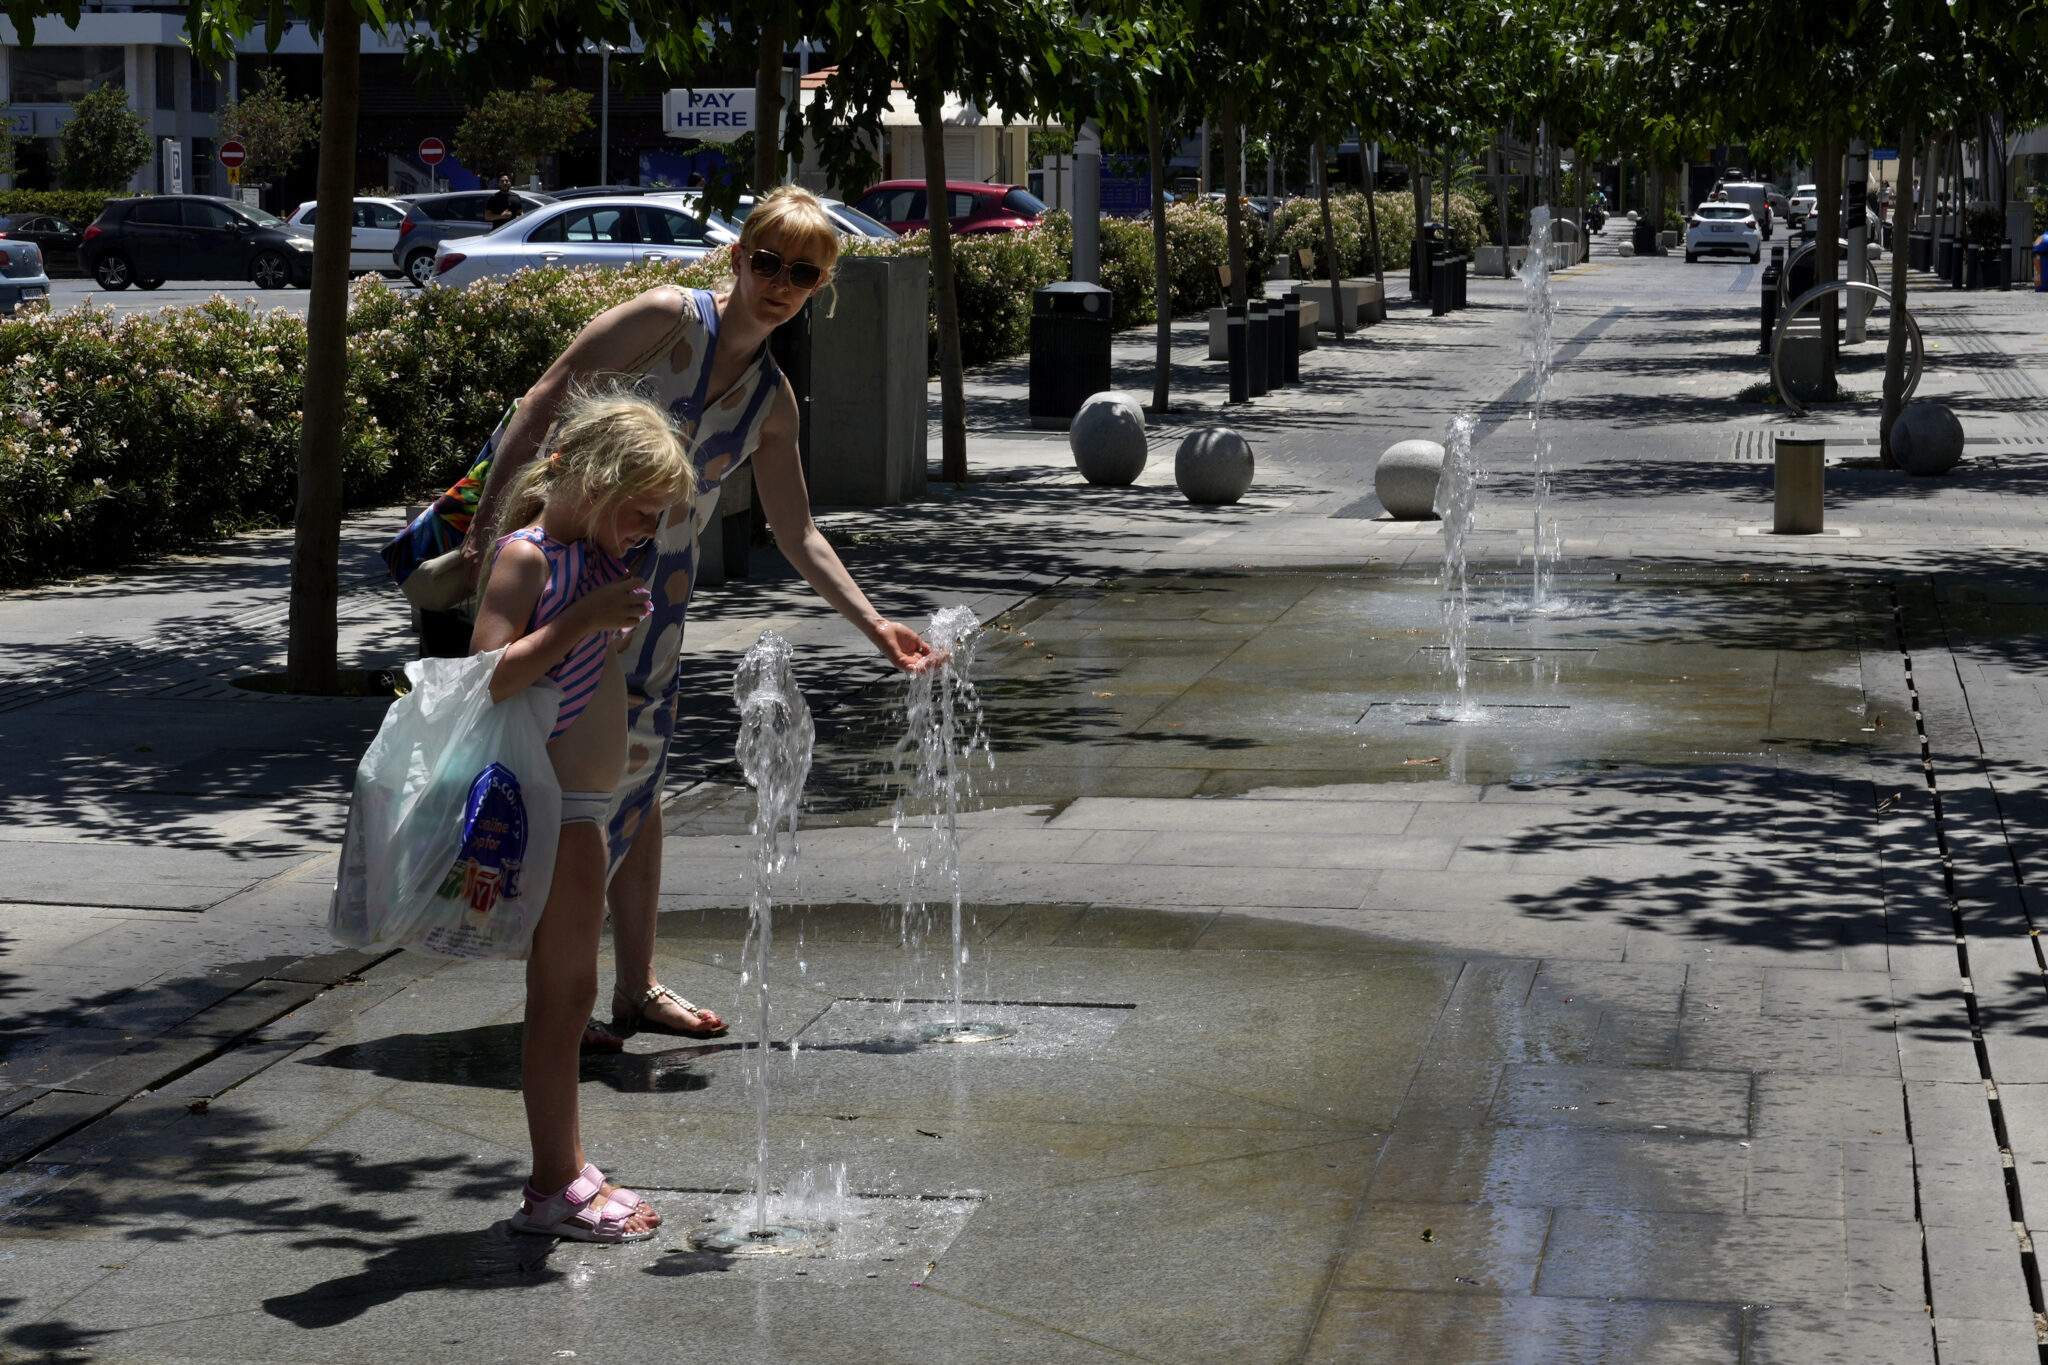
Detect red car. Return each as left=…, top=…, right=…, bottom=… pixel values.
left=849, top=180, right=1047, bottom=236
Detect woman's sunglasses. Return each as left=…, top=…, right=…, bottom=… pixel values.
left=748, top=247, right=826, bottom=291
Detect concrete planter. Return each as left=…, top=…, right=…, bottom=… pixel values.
left=1069, top=391, right=1149, bottom=485
left=1477, top=245, right=1506, bottom=276
left=1175, top=427, right=1255, bottom=504
left=1374, top=439, right=1444, bottom=519
left=807, top=255, right=929, bottom=506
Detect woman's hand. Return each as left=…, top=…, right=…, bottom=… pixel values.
left=874, top=619, right=936, bottom=672
left=568, top=578, right=654, bottom=636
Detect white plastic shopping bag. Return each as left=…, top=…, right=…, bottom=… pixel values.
left=330, top=648, right=563, bottom=959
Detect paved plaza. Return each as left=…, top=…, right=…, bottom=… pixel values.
left=9, top=232, right=2048, bottom=1362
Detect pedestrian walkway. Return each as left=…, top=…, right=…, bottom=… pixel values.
left=7, top=229, right=2048, bottom=1362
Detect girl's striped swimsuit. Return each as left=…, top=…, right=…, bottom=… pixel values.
left=498, top=526, right=629, bottom=741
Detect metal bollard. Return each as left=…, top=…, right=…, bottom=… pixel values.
left=1283, top=295, right=1301, bottom=382
left=1246, top=300, right=1269, bottom=397
left=1226, top=304, right=1248, bottom=404
left=1773, top=437, right=1825, bottom=534
left=1264, top=294, right=1287, bottom=388
left=1430, top=257, right=1450, bottom=316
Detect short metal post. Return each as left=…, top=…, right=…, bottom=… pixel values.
left=1226, top=304, right=1248, bottom=404
left=1264, top=294, right=1286, bottom=388
left=1246, top=300, right=1269, bottom=397
left=1773, top=437, right=1825, bottom=534
left=1283, top=295, right=1301, bottom=381
left=1430, top=257, right=1449, bottom=316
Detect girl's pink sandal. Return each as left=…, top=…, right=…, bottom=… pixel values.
left=509, top=1163, right=657, bottom=1243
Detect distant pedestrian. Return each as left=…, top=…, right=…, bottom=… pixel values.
left=485, top=174, right=517, bottom=227
left=469, top=390, right=696, bottom=1241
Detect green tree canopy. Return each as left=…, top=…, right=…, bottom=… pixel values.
left=453, top=77, right=594, bottom=181
left=55, top=84, right=151, bottom=191
left=215, top=69, right=321, bottom=186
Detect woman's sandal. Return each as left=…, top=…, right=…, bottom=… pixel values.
left=509, top=1163, right=658, bottom=1244
left=611, top=983, right=727, bottom=1040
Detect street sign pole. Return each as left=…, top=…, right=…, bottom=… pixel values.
left=418, top=137, right=446, bottom=194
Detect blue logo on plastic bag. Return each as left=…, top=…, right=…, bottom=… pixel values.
left=436, top=762, right=528, bottom=915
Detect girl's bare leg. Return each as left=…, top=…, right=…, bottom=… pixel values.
left=524, top=823, right=657, bottom=1230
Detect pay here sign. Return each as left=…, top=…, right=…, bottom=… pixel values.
left=663, top=88, right=756, bottom=142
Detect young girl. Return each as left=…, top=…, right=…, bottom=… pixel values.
left=470, top=389, right=695, bottom=1242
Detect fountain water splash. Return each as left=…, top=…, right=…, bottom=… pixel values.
left=890, top=606, right=998, bottom=1040
left=1433, top=412, right=1482, bottom=721
left=1519, top=205, right=1562, bottom=612
left=732, top=630, right=813, bottom=1236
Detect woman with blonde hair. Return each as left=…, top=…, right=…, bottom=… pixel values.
left=460, top=185, right=933, bottom=1049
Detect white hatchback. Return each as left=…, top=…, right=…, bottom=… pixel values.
left=1788, top=184, right=1818, bottom=226
left=1685, top=203, right=1761, bottom=263
left=429, top=197, right=738, bottom=289
left=286, top=196, right=412, bottom=274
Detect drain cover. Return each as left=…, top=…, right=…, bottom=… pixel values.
left=795, top=1000, right=1132, bottom=1058
left=687, top=1221, right=823, bottom=1255
left=919, top=1020, right=1017, bottom=1044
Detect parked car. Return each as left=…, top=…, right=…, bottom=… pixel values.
left=849, top=181, right=1046, bottom=235
left=719, top=192, right=900, bottom=240
left=0, top=238, right=50, bottom=312
left=429, top=198, right=736, bottom=289
left=82, top=195, right=315, bottom=290
left=1787, top=183, right=1818, bottom=228
left=286, top=197, right=412, bottom=275
left=1765, top=188, right=1793, bottom=224
left=392, top=188, right=554, bottom=287
left=0, top=213, right=83, bottom=276
left=1685, top=202, right=1762, bottom=263
left=1716, top=181, right=1774, bottom=238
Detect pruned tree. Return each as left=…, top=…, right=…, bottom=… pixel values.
left=803, top=0, right=1066, bottom=483
left=454, top=77, right=594, bottom=182
left=215, top=69, right=321, bottom=187
left=55, top=85, right=151, bottom=191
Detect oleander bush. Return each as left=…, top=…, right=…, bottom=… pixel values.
left=0, top=193, right=1392, bottom=586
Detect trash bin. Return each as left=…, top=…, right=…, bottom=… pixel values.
left=1632, top=218, right=1659, bottom=256
left=1029, top=281, right=1114, bottom=430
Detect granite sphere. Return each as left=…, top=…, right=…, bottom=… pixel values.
left=1174, top=427, right=1255, bottom=505
left=1893, top=402, right=1964, bottom=476
left=1375, top=439, right=1446, bottom=519
left=1069, top=391, right=1149, bottom=486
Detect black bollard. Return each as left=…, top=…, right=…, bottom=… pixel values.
left=1226, top=304, right=1248, bottom=404
left=1283, top=295, right=1301, bottom=382
left=1264, top=294, right=1287, bottom=388
left=1430, top=256, right=1450, bottom=316
left=1246, top=300, right=1269, bottom=397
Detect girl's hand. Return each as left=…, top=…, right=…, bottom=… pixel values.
left=570, top=578, right=654, bottom=635
left=874, top=619, right=936, bottom=672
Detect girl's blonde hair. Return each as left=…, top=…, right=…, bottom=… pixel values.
left=740, top=184, right=841, bottom=277
left=493, top=389, right=694, bottom=543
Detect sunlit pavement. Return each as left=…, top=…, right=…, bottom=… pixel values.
left=6, top=233, right=2048, bottom=1361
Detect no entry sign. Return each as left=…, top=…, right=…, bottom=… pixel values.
left=218, top=141, right=246, bottom=169
left=419, top=137, right=446, bottom=166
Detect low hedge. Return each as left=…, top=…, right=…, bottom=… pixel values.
left=0, top=191, right=1476, bottom=586
left=0, top=190, right=127, bottom=225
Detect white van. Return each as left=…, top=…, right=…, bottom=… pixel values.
left=1716, top=182, right=1774, bottom=238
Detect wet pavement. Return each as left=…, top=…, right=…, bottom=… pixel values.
left=9, top=231, right=2048, bottom=1362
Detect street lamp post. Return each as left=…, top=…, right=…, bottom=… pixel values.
left=599, top=42, right=612, bottom=187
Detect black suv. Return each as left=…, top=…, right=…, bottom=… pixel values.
left=83, top=195, right=315, bottom=291
left=391, top=189, right=553, bottom=287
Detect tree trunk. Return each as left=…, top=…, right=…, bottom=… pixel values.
left=1222, top=95, right=1245, bottom=309
left=1880, top=123, right=1915, bottom=469
left=1316, top=133, right=1343, bottom=339
left=285, top=0, right=358, bottom=696
left=1816, top=132, right=1840, bottom=395
left=754, top=19, right=786, bottom=191
left=1147, top=92, right=1171, bottom=412
left=916, top=58, right=966, bottom=484
left=1364, top=154, right=1384, bottom=292
left=1412, top=158, right=1430, bottom=304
